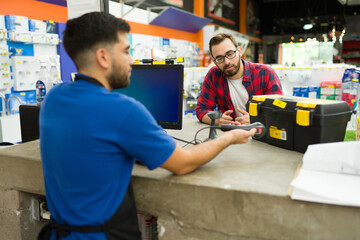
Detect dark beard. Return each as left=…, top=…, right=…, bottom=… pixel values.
left=220, top=58, right=241, bottom=78
left=108, top=66, right=130, bottom=90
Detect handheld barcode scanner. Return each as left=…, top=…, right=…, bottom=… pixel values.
left=205, top=111, right=266, bottom=140
left=206, top=111, right=223, bottom=141
left=220, top=122, right=266, bottom=139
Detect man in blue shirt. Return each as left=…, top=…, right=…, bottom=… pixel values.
left=38, top=12, right=256, bottom=240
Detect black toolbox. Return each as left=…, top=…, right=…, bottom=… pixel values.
left=246, top=95, right=352, bottom=153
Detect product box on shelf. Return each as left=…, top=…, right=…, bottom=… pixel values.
left=246, top=95, right=352, bottom=153
left=341, top=68, right=360, bottom=111
left=320, top=81, right=342, bottom=100
left=300, top=86, right=309, bottom=97
left=5, top=15, right=29, bottom=32
left=308, top=86, right=320, bottom=99
left=29, top=19, right=46, bottom=33
left=0, top=15, right=5, bottom=30
left=292, top=86, right=301, bottom=97
left=44, top=20, right=57, bottom=33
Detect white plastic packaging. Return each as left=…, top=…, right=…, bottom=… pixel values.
left=49, top=64, right=62, bottom=86
left=36, top=63, right=53, bottom=104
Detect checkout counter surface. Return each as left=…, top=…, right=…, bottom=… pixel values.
left=0, top=118, right=359, bottom=240
left=133, top=118, right=302, bottom=196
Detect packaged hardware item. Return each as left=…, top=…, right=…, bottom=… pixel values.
left=5, top=15, right=29, bottom=32
left=341, top=68, right=360, bottom=111
left=36, top=63, right=53, bottom=104
left=357, top=114, right=360, bottom=140
left=320, top=81, right=341, bottom=100
left=246, top=95, right=352, bottom=153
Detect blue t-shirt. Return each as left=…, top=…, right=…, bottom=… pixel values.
left=39, top=78, right=176, bottom=240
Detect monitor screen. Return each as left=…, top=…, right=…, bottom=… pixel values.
left=114, top=64, right=184, bottom=130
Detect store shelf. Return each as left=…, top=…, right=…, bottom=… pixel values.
left=149, top=7, right=212, bottom=33
left=342, top=40, right=360, bottom=66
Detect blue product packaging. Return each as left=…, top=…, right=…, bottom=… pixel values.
left=6, top=91, right=36, bottom=114
left=342, top=68, right=354, bottom=83
left=308, top=86, right=320, bottom=99
left=300, top=86, right=309, bottom=97
left=353, top=69, right=360, bottom=82
left=293, top=86, right=301, bottom=96
left=5, top=15, right=29, bottom=32
left=29, top=19, right=46, bottom=33
left=44, top=20, right=57, bottom=33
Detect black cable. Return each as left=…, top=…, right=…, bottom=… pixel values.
left=171, top=136, right=196, bottom=146
left=164, top=130, right=195, bottom=146
left=194, top=126, right=212, bottom=144
left=182, top=140, right=200, bottom=148
left=168, top=126, right=211, bottom=148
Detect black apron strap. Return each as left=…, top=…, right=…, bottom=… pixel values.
left=103, top=183, right=141, bottom=240
left=74, top=74, right=104, bottom=87
left=38, top=222, right=104, bottom=240
left=37, top=182, right=141, bottom=240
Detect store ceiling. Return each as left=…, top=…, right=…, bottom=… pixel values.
left=118, top=0, right=359, bottom=36
left=260, top=0, right=360, bottom=35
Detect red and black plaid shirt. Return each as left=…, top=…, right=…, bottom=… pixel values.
left=196, top=59, right=283, bottom=120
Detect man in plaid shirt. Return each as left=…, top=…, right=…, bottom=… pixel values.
left=196, top=33, right=282, bottom=126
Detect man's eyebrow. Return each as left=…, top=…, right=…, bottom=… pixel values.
left=215, top=51, right=232, bottom=58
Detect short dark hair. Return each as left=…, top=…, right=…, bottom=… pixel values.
left=63, top=12, right=130, bottom=69
left=209, top=33, right=238, bottom=58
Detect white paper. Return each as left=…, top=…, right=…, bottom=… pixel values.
left=290, top=141, right=360, bottom=207
left=302, top=141, right=360, bottom=175
left=291, top=168, right=360, bottom=207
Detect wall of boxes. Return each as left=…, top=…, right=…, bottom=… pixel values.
left=0, top=14, right=60, bottom=115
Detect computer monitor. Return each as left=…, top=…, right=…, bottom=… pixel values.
left=114, top=64, right=184, bottom=130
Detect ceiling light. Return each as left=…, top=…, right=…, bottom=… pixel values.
left=303, top=24, right=313, bottom=30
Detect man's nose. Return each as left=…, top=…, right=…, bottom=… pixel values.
left=129, top=55, right=135, bottom=65
left=223, top=56, right=231, bottom=64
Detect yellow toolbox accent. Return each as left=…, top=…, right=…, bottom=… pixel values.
left=176, top=57, right=184, bottom=63
left=269, top=126, right=287, bottom=140
left=252, top=96, right=266, bottom=102
left=153, top=60, right=166, bottom=65
left=296, top=110, right=310, bottom=126
left=273, top=99, right=287, bottom=109
left=134, top=60, right=141, bottom=65
left=249, top=103, right=258, bottom=116
left=296, top=102, right=317, bottom=108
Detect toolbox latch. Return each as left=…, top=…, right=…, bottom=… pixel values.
left=296, top=109, right=312, bottom=126
left=249, top=102, right=261, bottom=116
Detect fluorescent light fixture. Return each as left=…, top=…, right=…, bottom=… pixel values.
left=303, top=24, right=313, bottom=30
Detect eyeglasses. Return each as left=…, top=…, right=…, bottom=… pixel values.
left=213, top=49, right=237, bottom=64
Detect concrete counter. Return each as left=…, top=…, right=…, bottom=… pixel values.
left=1, top=118, right=360, bottom=240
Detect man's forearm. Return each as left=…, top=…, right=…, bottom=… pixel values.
left=200, top=113, right=212, bottom=125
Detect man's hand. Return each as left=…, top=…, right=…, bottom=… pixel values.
left=234, top=108, right=250, bottom=125
left=217, top=110, right=240, bottom=126
left=224, top=128, right=256, bottom=144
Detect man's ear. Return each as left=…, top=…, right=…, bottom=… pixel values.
left=95, top=48, right=111, bottom=69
